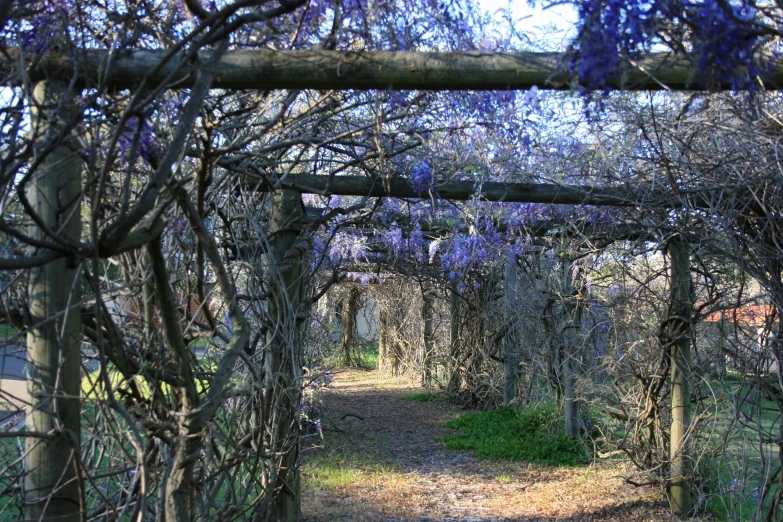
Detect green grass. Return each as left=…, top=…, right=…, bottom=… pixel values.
left=81, top=358, right=218, bottom=400
left=324, top=341, right=379, bottom=369
left=689, top=378, right=782, bottom=520
left=301, top=425, right=411, bottom=497
left=303, top=446, right=398, bottom=490
left=403, top=392, right=445, bottom=402
left=440, top=406, right=586, bottom=467
left=0, top=324, right=18, bottom=339
left=357, top=342, right=378, bottom=369
left=189, top=337, right=212, bottom=349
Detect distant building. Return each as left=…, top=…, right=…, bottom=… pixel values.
left=701, top=304, right=779, bottom=375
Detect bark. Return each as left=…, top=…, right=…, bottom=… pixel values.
left=25, top=80, right=84, bottom=522
left=668, top=236, right=693, bottom=516
left=378, top=303, right=388, bottom=374
left=562, top=259, right=582, bottom=439
left=340, top=287, right=360, bottom=366
left=377, top=298, right=404, bottom=377
left=446, top=280, right=461, bottom=394
left=98, top=44, right=225, bottom=256
left=264, top=189, right=306, bottom=522
left=422, top=290, right=435, bottom=387
left=504, top=254, right=519, bottom=406
left=254, top=174, right=643, bottom=206
left=148, top=240, right=202, bottom=522
left=6, top=48, right=778, bottom=91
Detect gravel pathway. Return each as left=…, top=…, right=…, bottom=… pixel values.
left=301, top=368, right=674, bottom=522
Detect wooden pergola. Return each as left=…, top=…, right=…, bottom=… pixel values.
left=9, top=48, right=781, bottom=91
left=9, top=47, right=740, bottom=520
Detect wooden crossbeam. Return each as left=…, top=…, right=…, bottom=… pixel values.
left=252, top=174, right=651, bottom=206
left=6, top=48, right=780, bottom=91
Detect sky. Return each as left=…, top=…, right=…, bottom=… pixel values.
left=477, top=0, right=578, bottom=49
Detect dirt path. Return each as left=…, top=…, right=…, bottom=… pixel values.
left=301, top=368, right=672, bottom=521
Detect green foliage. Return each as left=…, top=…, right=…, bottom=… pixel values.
left=304, top=446, right=398, bottom=490
left=324, top=341, right=378, bottom=369
left=82, top=357, right=218, bottom=400
left=0, top=324, right=18, bottom=339
left=440, top=406, right=586, bottom=466
left=0, top=437, right=22, bottom=519
left=697, top=452, right=764, bottom=521
left=358, top=343, right=379, bottom=369
left=403, top=392, right=445, bottom=402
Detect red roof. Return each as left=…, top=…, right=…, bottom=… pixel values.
left=703, top=305, right=778, bottom=324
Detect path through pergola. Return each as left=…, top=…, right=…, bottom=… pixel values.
left=10, top=46, right=750, bottom=520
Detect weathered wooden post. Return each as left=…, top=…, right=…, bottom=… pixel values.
left=378, top=292, right=403, bottom=376
left=562, top=255, right=581, bottom=438
left=446, top=279, right=461, bottom=394
left=504, top=253, right=519, bottom=406
left=340, top=286, right=360, bottom=365
left=378, top=300, right=389, bottom=374
left=422, top=289, right=435, bottom=387
left=265, top=188, right=305, bottom=522
left=25, top=80, right=84, bottom=522
left=668, top=236, right=693, bottom=515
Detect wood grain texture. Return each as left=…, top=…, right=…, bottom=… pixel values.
left=5, top=48, right=782, bottom=91
left=252, top=174, right=648, bottom=206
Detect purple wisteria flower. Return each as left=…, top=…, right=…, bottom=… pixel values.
left=168, top=219, right=187, bottom=237
left=329, top=231, right=367, bottom=263
left=411, top=161, right=435, bottom=195
left=386, top=227, right=403, bottom=256
left=428, top=240, right=440, bottom=264
left=570, top=0, right=768, bottom=97
left=118, top=116, right=163, bottom=165
left=21, top=1, right=67, bottom=55
left=410, top=225, right=425, bottom=262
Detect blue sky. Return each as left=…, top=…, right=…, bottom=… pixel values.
left=478, top=0, right=577, bottom=48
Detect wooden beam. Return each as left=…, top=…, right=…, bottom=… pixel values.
left=26, top=79, right=84, bottom=522
left=6, top=48, right=781, bottom=91
left=668, top=236, right=693, bottom=516
left=254, top=174, right=647, bottom=206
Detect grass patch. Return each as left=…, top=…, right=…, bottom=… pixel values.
left=358, top=344, right=379, bottom=369
left=440, top=406, right=586, bottom=466
left=403, top=392, right=445, bottom=402
left=681, top=377, right=782, bottom=519
left=189, top=337, right=212, bottom=349
left=301, top=426, right=413, bottom=498
left=303, top=448, right=401, bottom=491
left=324, top=342, right=379, bottom=369
left=0, top=324, right=18, bottom=339
left=81, top=357, right=218, bottom=400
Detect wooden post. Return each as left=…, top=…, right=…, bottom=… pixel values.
left=340, top=287, right=360, bottom=365
left=504, top=254, right=519, bottom=406
left=562, top=257, right=581, bottom=438
left=379, top=295, right=403, bottom=377
left=668, top=236, right=693, bottom=516
left=378, top=301, right=388, bottom=374
left=265, top=188, right=305, bottom=522
left=25, top=80, right=84, bottom=522
left=422, top=290, right=435, bottom=387
left=446, top=280, right=461, bottom=394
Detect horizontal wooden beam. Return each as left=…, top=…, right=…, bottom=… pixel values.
left=254, top=174, right=649, bottom=206
left=6, top=48, right=780, bottom=91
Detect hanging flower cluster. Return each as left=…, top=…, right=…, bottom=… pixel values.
left=328, top=231, right=368, bottom=263
left=570, top=0, right=768, bottom=94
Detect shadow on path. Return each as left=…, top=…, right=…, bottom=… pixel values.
left=302, top=368, right=672, bottom=522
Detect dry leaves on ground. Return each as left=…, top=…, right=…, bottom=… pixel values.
left=301, top=368, right=685, bottom=522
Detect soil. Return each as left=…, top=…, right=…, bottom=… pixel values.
left=301, top=367, right=677, bottom=522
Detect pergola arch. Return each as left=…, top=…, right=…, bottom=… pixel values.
left=11, top=45, right=748, bottom=521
